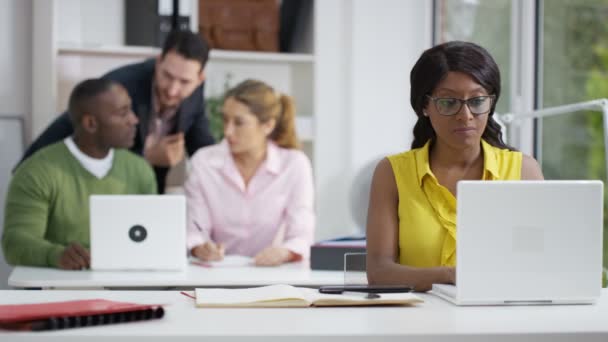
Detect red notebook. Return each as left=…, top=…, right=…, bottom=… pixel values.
left=0, top=299, right=164, bottom=331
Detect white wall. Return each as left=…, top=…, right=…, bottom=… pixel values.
left=31, top=0, right=126, bottom=139
left=0, top=0, right=31, bottom=117
left=314, top=0, right=432, bottom=239
left=350, top=0, right=431, bottom=163
left=57, top=0, right=125, bottom=46
left=0, top=0, right=32, bottom=288
left=32, top=0, right=56, bottom=140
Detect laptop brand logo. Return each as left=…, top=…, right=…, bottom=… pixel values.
left=128, top=225, right=148, bottom=243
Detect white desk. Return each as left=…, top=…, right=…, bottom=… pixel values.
left=8, top=262, right=344, bottom=289
left=1, top=289, right=607, bottom=341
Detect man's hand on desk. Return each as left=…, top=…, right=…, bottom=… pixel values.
left=57, top=242, right=90, bottom=270
left=192, top=241, right=225, bottom=262
left=144, top=132, right=185, bottom=167
left=254, top=247, right=296, bottom=267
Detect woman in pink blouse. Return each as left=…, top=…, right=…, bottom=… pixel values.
left=185, top=79, right=315, bottom=266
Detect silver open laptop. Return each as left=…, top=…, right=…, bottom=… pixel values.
left=432, top=180, right=603, bottom=305
left=90, top=195, right=187, bottom=271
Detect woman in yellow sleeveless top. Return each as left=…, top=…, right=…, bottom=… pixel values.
left=366, top=41, right=544, bottom=291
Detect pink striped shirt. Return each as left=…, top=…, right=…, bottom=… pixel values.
left=185, top=140, right=315, bottom=258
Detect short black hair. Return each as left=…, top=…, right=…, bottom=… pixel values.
left=68, top=78, right=117, bottom=126
left=161, top=30, right=210, bottom=69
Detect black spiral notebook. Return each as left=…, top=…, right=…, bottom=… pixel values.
left=0, top=299, right=164, bottom=331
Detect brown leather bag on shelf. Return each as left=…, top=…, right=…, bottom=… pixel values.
left=198, top=0, right=280, bottom=52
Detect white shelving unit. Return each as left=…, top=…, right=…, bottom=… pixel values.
left=55, top=44, right=316, bottom=147
left=210, top=50, right=314, bottom=63
left=57, top=45, right=315, bottom=64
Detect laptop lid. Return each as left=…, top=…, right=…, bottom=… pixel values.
left=90, top=195, right=187, bottom=271
left=453, top=180, right=603, bottom=305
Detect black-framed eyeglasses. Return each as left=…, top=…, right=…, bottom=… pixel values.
left=426, top=95, right=496, bottom=116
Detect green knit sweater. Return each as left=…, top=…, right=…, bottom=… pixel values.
left=2, top=142, right=157, bottom=268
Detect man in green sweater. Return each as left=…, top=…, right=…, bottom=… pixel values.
left=2, top=78, right=157, bottom=269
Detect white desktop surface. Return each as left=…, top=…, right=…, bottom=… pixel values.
left=0, top=289, right=607, bottom=341
left=8, top=262, right=344, bottom=289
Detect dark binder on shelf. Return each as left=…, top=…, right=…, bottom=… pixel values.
left=0, top=299, right=164, bottom=331
left=310, top=237, right=366, bottom=270
left=125, top=0, right=191, bottom=47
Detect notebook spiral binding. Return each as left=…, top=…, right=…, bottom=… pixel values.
left=29, top=307, right=165, bottom=331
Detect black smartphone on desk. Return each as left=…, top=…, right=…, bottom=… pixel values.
left=318, top=285, right=413, bottom=294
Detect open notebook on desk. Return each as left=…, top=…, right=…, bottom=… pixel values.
left=192, top=284, right=422, bottom=308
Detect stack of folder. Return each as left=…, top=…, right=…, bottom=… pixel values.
left=310, top=237, right=366, bottom=270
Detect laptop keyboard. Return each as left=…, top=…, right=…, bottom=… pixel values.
left=433, top=284, right=457, bottom=298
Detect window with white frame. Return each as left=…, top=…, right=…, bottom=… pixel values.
left=538, top=0, right=608, bottom=281
left=435, top=0, right=608, bottom=284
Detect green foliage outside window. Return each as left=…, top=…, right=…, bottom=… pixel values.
left=542, top=0, right=608, bottom=286
left=206, top=96, right=224, bottom=141
left=585, top=45, right=608, bottom=287
left=205, top=73, right=233, bottom=141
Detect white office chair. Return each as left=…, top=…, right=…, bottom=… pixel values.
left=344, top=158, right=382, bottom=285
left=349, top=157, right=383, bottom=235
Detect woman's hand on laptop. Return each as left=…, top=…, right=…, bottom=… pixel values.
left=444, top=267, right=456, bottom=284
left=57, top=242, right=90, bottom=270
left=192, top=241, right=225, bottom=262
